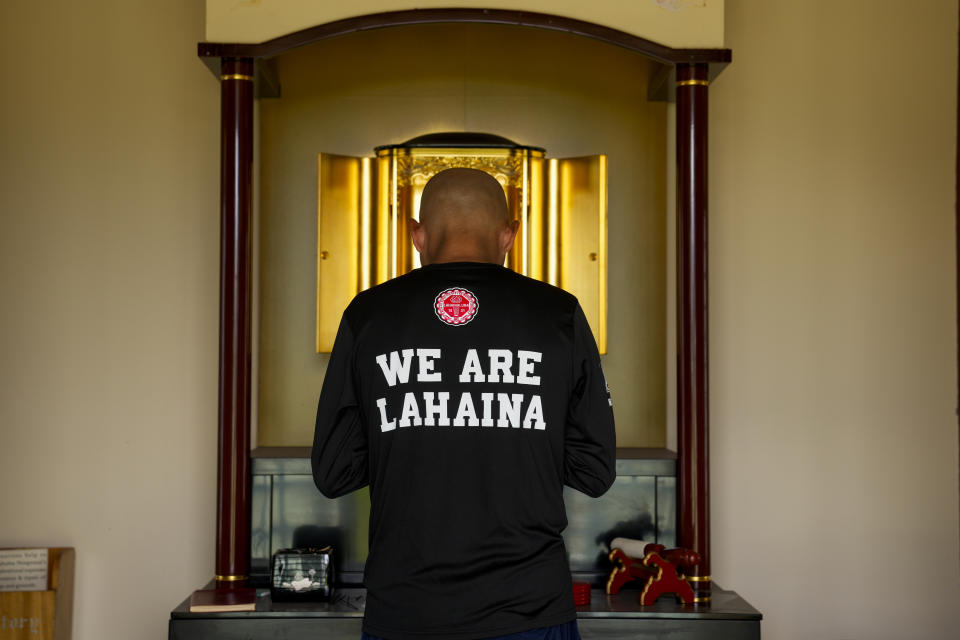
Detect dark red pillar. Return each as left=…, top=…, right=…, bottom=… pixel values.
left=215, top=57, right=254, bottom=587
left=675, top=62, right=711, bottom=602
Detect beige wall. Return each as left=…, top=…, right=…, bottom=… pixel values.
left=256, top=23, right=669, bottom=448
left=1, top=1, right=959, bottom=639
left=205, top=0, right=725, bottom=49
left=710, top=1, right=959, bottom=637
left=0, top=2, right=220, bottom=639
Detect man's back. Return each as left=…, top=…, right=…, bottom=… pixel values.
left=313, top=261, right=616, bottom=640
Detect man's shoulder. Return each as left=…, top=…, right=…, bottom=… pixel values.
left=359, top=267, right=576, bottom=300
left=341, top=270, right=426, bottom=322
left=507, top=270, right=578, bottom=303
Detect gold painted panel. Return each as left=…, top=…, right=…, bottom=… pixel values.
left=316, top=154, right=364, bottom=351
left=558, top=155, right=607, bottom=352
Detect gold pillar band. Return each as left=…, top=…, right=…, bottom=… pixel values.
left=221, top=74, right=254, bottom=82
left=686, top=575, right=712, bottom=582
left=215, top=574, right=248, bottom=582
left=677, top=79, right=709, bottom=87
left=693, top=596, right=712, bottom=603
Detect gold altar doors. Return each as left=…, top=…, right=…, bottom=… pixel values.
left=317, top=133, right=606, bottom=353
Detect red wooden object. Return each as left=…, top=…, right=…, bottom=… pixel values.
left=605, top=547, right=656, bottom=595
left=639, top=547, right=700, bottom=606
left=606, top=544, right=703, bottom=606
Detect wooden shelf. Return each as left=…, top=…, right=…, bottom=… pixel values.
left=170, top=586, right=760, bottom=639
left=251, top=446, right=675, bottom=460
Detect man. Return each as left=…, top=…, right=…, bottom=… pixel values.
left=312, top=167, right=616, bottom=640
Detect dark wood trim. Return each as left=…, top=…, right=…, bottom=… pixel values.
left=675, top=63, right=711, bottom=597
left=197, top=8, right=731, bottom=67
left=216, top=57, right=255, bottom=587
left=256, top=58, right=281, bottom=99
left=647, top=64, right=673, bottom=102
left=251, top=446, right=313, bottom=459
left=615, top=447, right=678, bottom=460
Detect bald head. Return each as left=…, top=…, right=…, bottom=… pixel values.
left=420, top=167, right=509, bottom=228
left=412, top=168, right=517, bottom=265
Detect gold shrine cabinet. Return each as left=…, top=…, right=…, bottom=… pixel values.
left=317, top=132, right=607, bottom=353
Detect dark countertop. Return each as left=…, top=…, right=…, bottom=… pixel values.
left=171, top=586, right=761, bottom=621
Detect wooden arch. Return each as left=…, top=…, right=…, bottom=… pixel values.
left=200, top=7, right=729, bottom=602
left=199, top=8, right=729, bottom=67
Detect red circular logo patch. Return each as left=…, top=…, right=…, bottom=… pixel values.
left=434, top=288, right=479, bottom=326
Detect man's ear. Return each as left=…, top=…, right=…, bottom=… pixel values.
left=410, top=217, right=427, bottom=259
left=499, top=219, right=520, bottom=255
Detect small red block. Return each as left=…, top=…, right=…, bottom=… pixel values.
left=572, top=581, right=591, bottom=606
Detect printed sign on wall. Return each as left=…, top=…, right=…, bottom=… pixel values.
left=0, top=550, right=47, bottom=592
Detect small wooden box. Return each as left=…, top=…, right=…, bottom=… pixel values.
left=0, top=548, right=74, bottom=640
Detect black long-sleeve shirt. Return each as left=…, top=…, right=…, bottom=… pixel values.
left=312, top=261, right=616, bottom=640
